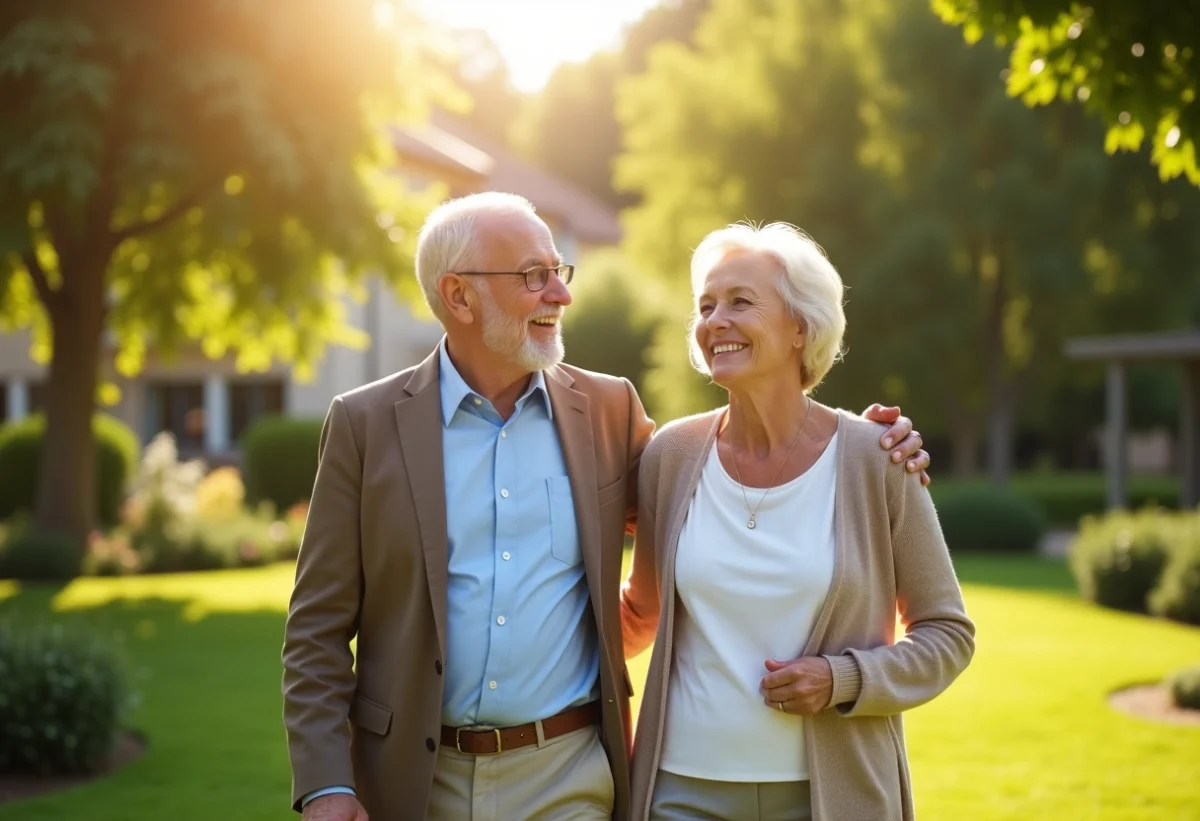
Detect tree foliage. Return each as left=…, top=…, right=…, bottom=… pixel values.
left=517, top=0, right=710, bottom=208
left=0, top=0, right=444, bottom=540
left=616, top=0, right=1200, bottom=478
left=932, top=0, right=1200, bottom=185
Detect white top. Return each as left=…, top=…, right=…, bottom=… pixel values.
left=660, top=431, right=838, bottom=782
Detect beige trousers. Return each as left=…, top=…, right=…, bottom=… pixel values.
left=427, top=725, right=614, bottom=821
left=650, top=770, right=812, bottom=821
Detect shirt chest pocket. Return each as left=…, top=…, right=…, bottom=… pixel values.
left=546, top=476, right=581, bottom=566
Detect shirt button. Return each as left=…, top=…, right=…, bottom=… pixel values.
left=500, top=430, right=507, bottom=439
left=497, top=616, right=506, bottom=625
left=502, top=551, right=511, bottom=561
left=473, top=397, right=482, bottom=406
left=500, top=489, right=509, bottom=498
left=489, top=681, right=497, bottom=690
left=434, top=660, right=442, bottom=675
left=426, top=737, right=436, bottom=752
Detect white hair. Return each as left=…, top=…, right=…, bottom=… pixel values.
left=414, top=191, right=539, bottom=321
left=688, top=221, right=846, bottom=391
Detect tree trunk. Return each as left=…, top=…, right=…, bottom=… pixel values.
left=34, top=272, right=107, bottom=546
left=950, top=417, right=980, bottom=476
left=986, top=396, right=1015, bottom=485
left=982, top=249, right=1015, bottom=485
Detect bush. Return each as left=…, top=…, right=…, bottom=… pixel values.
left=930, top=473, right=1180, bottom=528
left=1167, top=664, right=1200, bottom=711
left=240, top=415, right=323, bottom=510
left=108, top=508, right=298, bottom=574
left=0, top=414, right=139, bottom=528
left=194, top=466, right=246, bottom=522
left=1149, top=528, right=1200, bottom=625
left=0, top=525, right=84, bottom=581
left=1069, top=509, right=1179, bottom=613
left=0, top=620, right=128, bottom=775
left=934, top=485, right=1046, bottom=553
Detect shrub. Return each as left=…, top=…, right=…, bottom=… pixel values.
left=930, top=473, right=1180, bottom=528
left=0, top=524, right=85, bottom=581
left=1148, top=526, right=1200, bottom=625
left=0, top=620, right=128, bottom=775
left=194, top=466, right=246, bottom=522
left=240, top=415, right=322, bottom=510
left=1167, top=664, right=1200, bottom=711
left=126, top=509, right=296, bottom=573
left=0, top=414, right=139, bottom=527
left=82, top=530, right=142, bottom=577
left=1069, top=509, right=1174, bottom=613
left=934, top=485, right=1046, bottom=553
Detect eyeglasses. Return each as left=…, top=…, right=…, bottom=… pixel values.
left=454, top=264, right=575, bottom=292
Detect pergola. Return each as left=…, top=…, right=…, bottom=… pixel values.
left=1064, top=330, right=1200, bottom=510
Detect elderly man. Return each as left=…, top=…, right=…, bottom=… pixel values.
left=282, top=192, right=929, bottom=821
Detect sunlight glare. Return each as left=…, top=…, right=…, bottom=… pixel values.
left=373, top=0, right=397, bottom=31
left=415, top=0, right=664, bottom=92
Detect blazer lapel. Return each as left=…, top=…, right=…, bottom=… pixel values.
left=394, top=348, right=449, bottom=661
left=545, top=369, right=604, bottom=638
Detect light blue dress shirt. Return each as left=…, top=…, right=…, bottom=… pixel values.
left=302, top=343, right=599, bottom=808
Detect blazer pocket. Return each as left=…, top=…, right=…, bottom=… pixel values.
left=350, top=693, right=393, bottom=736
left=596, top=476, right=626, bottom=508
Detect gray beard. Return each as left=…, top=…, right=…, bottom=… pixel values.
left=479, top=294, right=564, bottom=372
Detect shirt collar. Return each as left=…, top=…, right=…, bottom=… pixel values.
left=438, top=340, right=553, bottom=427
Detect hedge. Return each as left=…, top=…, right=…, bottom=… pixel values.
left=0, top=414, right=139, bottom=528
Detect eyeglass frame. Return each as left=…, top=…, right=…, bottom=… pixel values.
left=452, top=263, right=575, bottom=292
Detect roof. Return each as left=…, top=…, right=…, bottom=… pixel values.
left=1064, top=329, right=1200, bottom=361
left=391, top=110, right=622, bottom=246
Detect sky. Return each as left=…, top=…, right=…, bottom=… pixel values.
left=412, top=0, right=665, bottom=92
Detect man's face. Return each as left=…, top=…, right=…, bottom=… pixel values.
left=470, top=211, right=572, bottom=371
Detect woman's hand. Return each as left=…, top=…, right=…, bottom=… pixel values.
left=761, top=657, right=833, bottom=715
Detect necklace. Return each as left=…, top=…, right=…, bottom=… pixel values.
left=727, top=397, right=813, bottom=530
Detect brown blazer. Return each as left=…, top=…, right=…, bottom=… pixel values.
left=621, top=407, right=975, bottom=821
left=282, top=346, right=655, bottom=820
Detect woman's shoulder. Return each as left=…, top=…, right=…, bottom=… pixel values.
left=643, top=407, right=723, bottom=468
left=833, top=408, right=900, bottom=469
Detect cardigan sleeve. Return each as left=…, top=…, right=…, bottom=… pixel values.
left=824, top=464, right=976, bottom=716
left=621, top=441, right=661, bottom=659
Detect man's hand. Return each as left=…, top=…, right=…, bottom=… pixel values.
left=861, top=404, right=931, bottom=486
left=761, top=657, right=834, bottom=716
left=303, top=794, right=368, bottom=821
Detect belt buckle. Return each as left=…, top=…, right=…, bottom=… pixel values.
left=456, top=726, right=503, bottom=755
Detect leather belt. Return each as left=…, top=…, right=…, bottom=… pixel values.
left=441, top=702, right=600, bottom=755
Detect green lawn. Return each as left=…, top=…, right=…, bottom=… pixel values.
left=2, top=555, right=1199, bottom=820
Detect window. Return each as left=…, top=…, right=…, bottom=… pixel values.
left=230, top=380, right=284, bottom=443
left=145, top=382, right=206, bottom=451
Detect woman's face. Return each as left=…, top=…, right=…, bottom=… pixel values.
left=694, top=249, right=804, bottom=390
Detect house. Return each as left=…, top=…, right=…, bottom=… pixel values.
left=0, top=111, right=622, bottom=460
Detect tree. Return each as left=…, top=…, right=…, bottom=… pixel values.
left=615, top=0, right=892, bottom=420
left=932, top=0, right=1200, bottom=185
left=616, top=0, right=1200, bottom=473
left=436, top=28, right=524, bottom=147
left=0, top=1, right=442, bottom=544
left=516, top=0, right=711, bottom=209
left=560, top=248, right=661, bottom=399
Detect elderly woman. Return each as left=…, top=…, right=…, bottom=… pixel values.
left=620, top=222, right=975, bottom=821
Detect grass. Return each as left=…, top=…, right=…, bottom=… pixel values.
left=1, top=555, right=1199, bottom=820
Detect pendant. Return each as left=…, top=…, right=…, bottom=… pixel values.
left=747, top=515, right=756, bottom=530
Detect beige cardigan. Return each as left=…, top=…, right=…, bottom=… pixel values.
left=620, top=407, right=975, bottom=821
